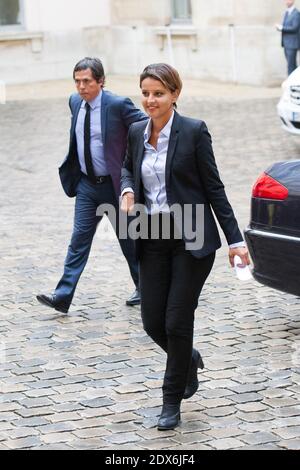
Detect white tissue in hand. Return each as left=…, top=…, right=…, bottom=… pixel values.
left=234, top=255, right=253, bottom=281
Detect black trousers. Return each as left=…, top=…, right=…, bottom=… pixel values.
left=55, top=175, right=139, bottom=307
left=140, top=226, right=215, bottom=404
left=284, top=47, right=298, bottom=76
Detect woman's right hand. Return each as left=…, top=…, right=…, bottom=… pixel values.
left=121, top=192, right=135, bottom=213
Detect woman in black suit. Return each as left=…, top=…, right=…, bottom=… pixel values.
left=121, top=63, right=250, bottom=430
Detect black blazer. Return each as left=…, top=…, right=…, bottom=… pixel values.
left=121, top=111, right=243, bottom=259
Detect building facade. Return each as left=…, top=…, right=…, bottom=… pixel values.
left=0, top=0, right=292, bottom=85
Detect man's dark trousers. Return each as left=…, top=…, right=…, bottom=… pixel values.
left=54, top=174, right=138, bottom=308
left=285, top=47, right=298, bottom=75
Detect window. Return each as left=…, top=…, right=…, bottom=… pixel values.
left=0, top=0, right=22, bottom=27
left=172, top=0, right=192, bottom=23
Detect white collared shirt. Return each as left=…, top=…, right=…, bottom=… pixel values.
left=75, top=89, right=109, bottom=176
left=287, top=5, right=295, bottom=14
left=141, top=112, right=174, bottom=214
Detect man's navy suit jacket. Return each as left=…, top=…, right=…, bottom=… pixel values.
left=59, top=90, right=146, bottom=198
left=282, top=8, right=300, bottom=50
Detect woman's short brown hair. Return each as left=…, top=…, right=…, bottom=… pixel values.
left=140, top=63, right=182, bottom=106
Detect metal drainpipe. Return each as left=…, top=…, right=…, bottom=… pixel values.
left=132, top=25, right=139, bottom=75
left=165, top=24, right=175, bottom=67
left=229, top=23, right=237, bottom=83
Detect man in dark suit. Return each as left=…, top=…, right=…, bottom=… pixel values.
left=276, top=0, right=300, bottom=75
left=37, top=57, right=146, bottom=314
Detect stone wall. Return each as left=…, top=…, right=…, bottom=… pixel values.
left=0, top=0, right=296, bottom=85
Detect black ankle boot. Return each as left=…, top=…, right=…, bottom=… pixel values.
left=183, top=349, right=204, bottom=400
left=157, top=403, right=181, bottom=431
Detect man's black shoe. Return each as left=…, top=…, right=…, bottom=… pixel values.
left=157, top=403, right=181, bottom=431
left=36, top=294, right=69, bottom=314
left=126, top=289, right=140, bottom=306
left=183, top=349, right=204, bottom=399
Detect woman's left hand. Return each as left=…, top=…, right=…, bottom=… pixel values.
left=228, top=246, right=250, bottom=268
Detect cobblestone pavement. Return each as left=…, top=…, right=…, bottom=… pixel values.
left=0, top=87, right=300, bottom=450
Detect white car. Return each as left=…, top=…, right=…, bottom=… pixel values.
left=277, top=66, right=300, bottom=135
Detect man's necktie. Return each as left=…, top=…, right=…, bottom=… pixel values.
left=283, top=11, right=289, bottom=27
left=84, top=102, right=96, bottom=183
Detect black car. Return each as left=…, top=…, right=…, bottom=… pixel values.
left=244, top=160, right=300, bottom=296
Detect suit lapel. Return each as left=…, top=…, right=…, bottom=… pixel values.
left=286, top=9, right=296, bottom=25
left=134, top=113, right=180, bottom=199
left=101, top=90, right=108, bottom=148
left=68, top=97, right=82, bottom=158
left=165, top=111, right=180, bottom=189
left=71, top=98, right=82, bottom=137
left=135, top=123, right=148, bottom=198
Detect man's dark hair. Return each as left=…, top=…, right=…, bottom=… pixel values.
left=73, top=57, right=105, bottom=85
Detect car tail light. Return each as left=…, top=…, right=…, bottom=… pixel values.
left=252, top=173, right=289, bottom=200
